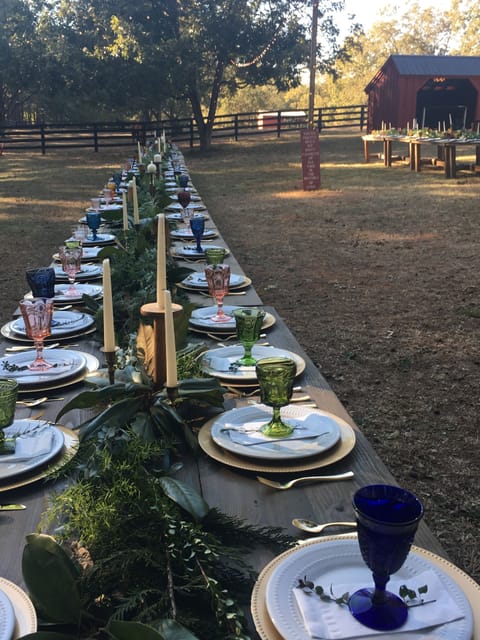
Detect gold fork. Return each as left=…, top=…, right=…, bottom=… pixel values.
left=256, top=472, right=354, bottom=489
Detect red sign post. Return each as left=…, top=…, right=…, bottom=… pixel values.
left=301, top=129, right=321, bottom=190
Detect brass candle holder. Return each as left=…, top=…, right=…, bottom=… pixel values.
left=101, top=347, right=119, bottom=385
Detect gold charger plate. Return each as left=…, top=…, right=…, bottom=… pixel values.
left=0, top=578, right=37, bottom=638
left=198, top=412, right=355, bottom=473
left=0, top=425, right=79, bottom=492
left=251, top=534, right=480, bottom=640
left=177, top=276, right=252, bottom=293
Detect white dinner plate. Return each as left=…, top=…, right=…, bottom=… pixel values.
left=264, top=538, right=473, bottom=640
left=54, top=246, right=103, bottom=262
left=86, top=204, right=122, bottom=212
left=0, top=589, right=15, bottom=640
left=210, top=405, right=341, bottom=460
left=180, top=272, right=245, bottom=289
left=166, top=212, right=207, bottom=221
left=189, top=306, right=274, bottom=332
left=200, top=345, right=305, bottom=382
left=0, top=349, right=87, bottom=387
left=11, top=310, right=94, bottom=337
left=165, top=202, right=206, bottom=212
left=54, top=264, right=103, bottom=281
left=67, top=233, right=116, bottom=247
left=40, top=283, right=102, bottom=303
left=0, top=419, right=65, bottom=481
left=170, top=229, right=217, bottom=240
left=169, top=193, right=202, bottom=202
left=171, top=243, right=225, bottom=259
left=0, top=578, right=36, bottom=638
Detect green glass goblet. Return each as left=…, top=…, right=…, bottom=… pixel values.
left=233, top=308, right=266, bottom=366
left=0, top=379, right=18, bottom=454
left=255, top=357, right=297, bottom=438
left=204, top=247, right=226, bottom=266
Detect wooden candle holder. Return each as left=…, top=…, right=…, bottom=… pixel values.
left=140, top=302, right=183, bottom=390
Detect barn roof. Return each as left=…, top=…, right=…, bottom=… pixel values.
left=390, top=55, right=480, bottom=76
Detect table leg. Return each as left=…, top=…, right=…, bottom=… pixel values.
left=413, top=143, right=421, bottom=172
left=384, top=139, right=392, bottom=167
left=363, top=139, right=370, bottom=163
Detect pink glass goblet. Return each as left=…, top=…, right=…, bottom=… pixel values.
left=59, top=244, right=82, bottom=296
left=204, top=264, right=232, bottom=323
left=177, top=190, right=192, bottom=233
left=19, top=298, right=54, bottom=370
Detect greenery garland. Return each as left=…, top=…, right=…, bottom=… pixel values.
left=20, top=149, right=294, bottom=640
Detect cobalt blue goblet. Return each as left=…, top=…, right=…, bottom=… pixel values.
left=349, top=484, right=424, bottom=631
left=26, top=267, right=56, bottom=298
left=86, top=211, right=101, bottom=241
left=190, top=216, right=205, bottom=253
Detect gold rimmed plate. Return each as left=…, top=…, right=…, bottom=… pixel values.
left=14, top=352, right=99, bottom=395
left=189, top=306, right=275, bottom=333
left=0, top=578, right=36, bottom=638
left=198, top=413, right=355, bottom=473
left=1, top=321, right=96, bottom=344
left=177, top=275, right=252, bottom=293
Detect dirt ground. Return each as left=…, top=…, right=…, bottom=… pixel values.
left=1, top=132, right=479, bottom=586
left=185, top=131, right=480, bottom=584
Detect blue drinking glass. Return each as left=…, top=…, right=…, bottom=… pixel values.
left=26, top=267, right=56, bottom=298
left=190, top=216, right=205, bottom=253
left=178, top=174, right=189, bottom=188
left=86, top=211, right=101, bottom=241
left=349, top=484, right=424, bottom=631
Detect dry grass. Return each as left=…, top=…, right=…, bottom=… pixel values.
left=1, top=132, right=480, bottom=583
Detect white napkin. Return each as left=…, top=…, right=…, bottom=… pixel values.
left=227, top=413, right=327, bottom=446
left=1, top=360, right=74, bottom=378
left=0, top=427, right=54, bottom=463
left=293, top=569, right=465, bottom=639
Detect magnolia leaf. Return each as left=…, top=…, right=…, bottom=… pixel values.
left=137, top=322, right=156, bottom=378
left=79, top=396, right=146, bottom=442
left=131, top=412, right=158, bottom=442
left=157, top=619, right=200, bottom=640
left=107, top=621, right=164, bottom=640
left=151, top=403, right=199, bottom=453
left=56, top=384, right=130, bottom=420
left=177, top=378, right=225, bottom=408
left=158, top=476, right=209, bottom=522
left=22, top=534, right=82, bottom=624
left=19, top=633, right=78, bottom=639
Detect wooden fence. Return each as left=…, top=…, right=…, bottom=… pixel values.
left=0, top=105, right=366, bottom=154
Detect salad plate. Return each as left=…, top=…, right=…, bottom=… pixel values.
left=189, top=306, right=275, bottom=332
left=210, top=405, right=341, bottom=460
left=200, top=345, right=305, bottom=382
left=0, top=578, right=36, bottom=638
left=54, top=264, right=103, bottom=281
left=0, top=419, right=65, bottom=481
left=166, top=211, right=208, bottom=221
left=15, top=351, right=99, bottom=394
left=256, top=536, right=473, bottom=640
left=170, top=228, right=218, bottom=240
left=171, top=243, right=225, bottom=259
left=0, top=589, right=14, bottom=640
left=0, top=349, right=87, bottom=387
left=179, top=271, right=246, bottom=290
left=169, top=193, right=202, bottom=202
left=10, top=310, right=94, bottom=337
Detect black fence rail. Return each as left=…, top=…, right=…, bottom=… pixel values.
left=0, top=105, right=366, bottom=154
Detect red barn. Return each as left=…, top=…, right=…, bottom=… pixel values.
left=365, top=55, right=480, bottom=131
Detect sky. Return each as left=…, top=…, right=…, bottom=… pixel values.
left=340, top=0, right=452, bottom=34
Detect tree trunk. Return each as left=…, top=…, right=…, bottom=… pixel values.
left=189, top=59, right=225, bottom=152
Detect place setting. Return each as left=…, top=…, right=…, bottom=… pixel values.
left=199, top=347, right=356, bottom=474
left=0, top=380, right=79, bottom=497
left=177, top=263, right=251, bottom=294
left=171, top=242, right=225, bottom=260
left=189, top=305, right=275, bottom=337
left=251, top=485, right=478, bottom=640
left=2, top=309, right=95, bottom=344
left=0, top=298, right=99, bottom=393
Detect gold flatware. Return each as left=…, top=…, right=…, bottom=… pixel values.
left=6, top=342, right=60, bottom=353
left=0, top=504, right=27, bottom=511
left=256, top=471, right=354, bottom=489
left=292, top=518, right=357, bottom=534
left=16, top=397, right=48, bottom=407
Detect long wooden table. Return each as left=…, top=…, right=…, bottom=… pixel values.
left=1, top=158, right=478, bottom=638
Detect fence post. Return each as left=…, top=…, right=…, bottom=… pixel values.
left=234, top=114, right=239, bottom=141
left=189, top=119, right=194, bottom=147
left=317, top=108, right=322, bottom=132
left=360, top=105, right=365, bottom=131
left=40, top=125, right=46, bottom=155
left=93, top=123, right=99, bottom=152
left=276, top=110, right=282, bottom=138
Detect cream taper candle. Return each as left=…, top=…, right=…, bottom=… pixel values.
left=102, top=258, right=115, bottom=352
left=137, top=141, right=142, bottom=163
left=122, top=191, right=128, bottom=231
left=164, top=289, right=178, bottom=387
left=132, top=179, right=140, bottom=225
left=156, top=214, right=166, bottom=306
